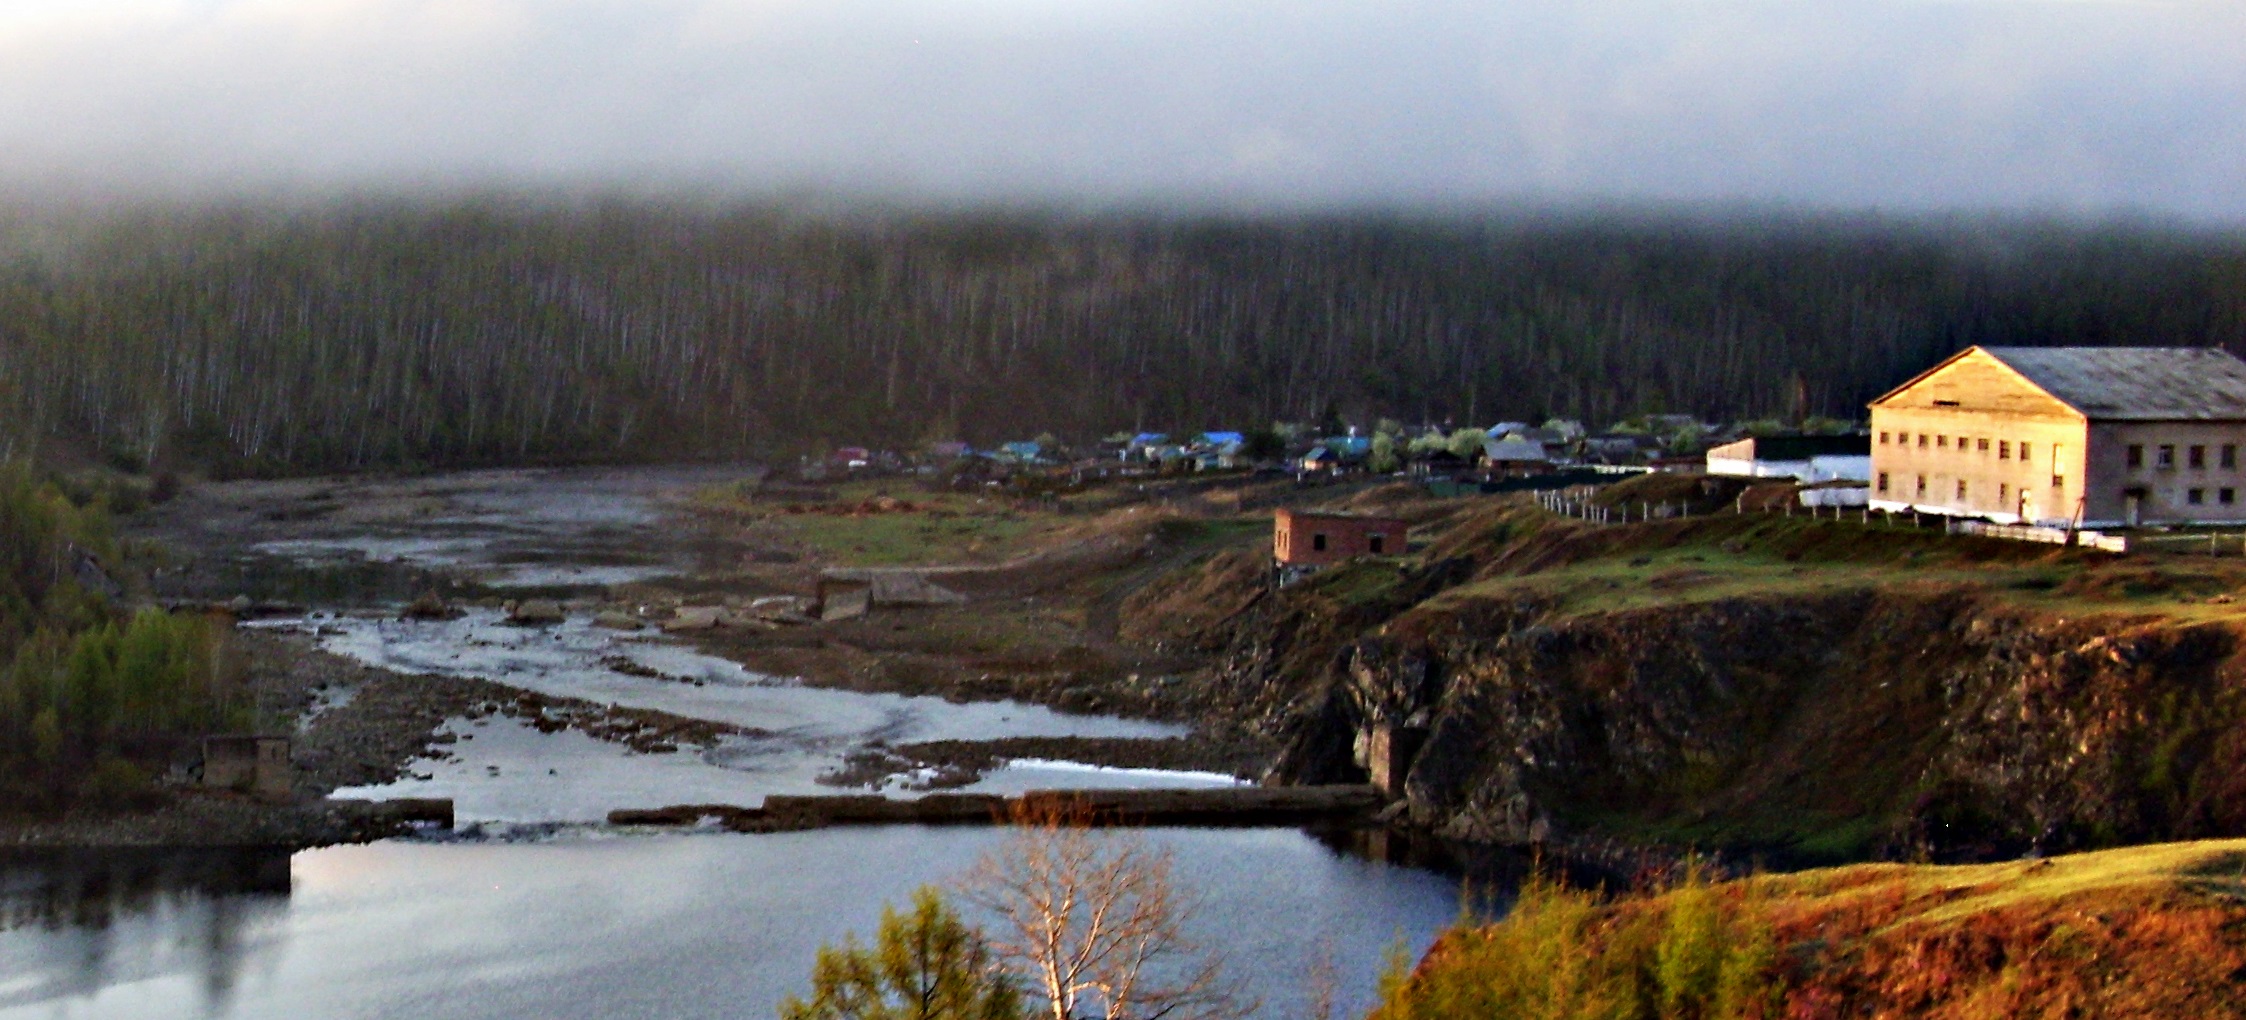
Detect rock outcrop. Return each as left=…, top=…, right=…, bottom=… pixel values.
left=1138, top=511, right=2246, bottom=865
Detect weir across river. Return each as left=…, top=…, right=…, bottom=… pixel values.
left=608, top=785, right=1387, bottom=832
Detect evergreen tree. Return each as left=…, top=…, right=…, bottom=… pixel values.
left=782, top=887, right=1021, bottom=1020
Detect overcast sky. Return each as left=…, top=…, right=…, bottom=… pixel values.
left=1, top=0, right=2241, bottom=220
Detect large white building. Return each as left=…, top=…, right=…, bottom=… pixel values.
left=1869, top=345, right=2246, bottom=527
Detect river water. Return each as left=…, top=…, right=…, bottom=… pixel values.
left=2, top=467, right=1465, bottom=1018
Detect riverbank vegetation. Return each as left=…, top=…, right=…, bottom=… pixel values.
left=2, top=201, right=2240, bottom=475
left=0, top=463, right=247, bottom=813
left=1373, top=840, right=2246, bottom=1019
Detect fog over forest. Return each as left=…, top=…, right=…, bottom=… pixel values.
left=0, top=202, right=2240, bottom=473
left=0, top=3, right=2241, bottom=472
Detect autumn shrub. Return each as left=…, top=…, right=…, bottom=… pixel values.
left=1369, top=869, right=1783, bottom=1020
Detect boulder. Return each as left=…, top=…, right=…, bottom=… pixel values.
left=505, top=599, right=567, bottom=625
left=593, top=610, right=644, bottom=631
left=400, top=591, right=462, bottom=621
left=662, top=606, right=724, bottom=632
left=747, top=595, right=818, bottom=625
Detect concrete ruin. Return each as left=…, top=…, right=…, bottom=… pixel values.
left=1353, top=722, right=1427, bottom=797
left=201, top=735, right=293, bottom=801
left=816, top=578, right=872, bottom=621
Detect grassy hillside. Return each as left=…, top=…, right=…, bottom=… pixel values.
left=1375, top=839, right=2246, bottom=1019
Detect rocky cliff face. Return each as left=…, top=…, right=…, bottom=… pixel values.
left=1134, top=519, right=2246, bottom=864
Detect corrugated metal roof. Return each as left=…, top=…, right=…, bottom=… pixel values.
left=1984, top=346, right=2246, bottom=421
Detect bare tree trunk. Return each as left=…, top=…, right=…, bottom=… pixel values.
left=961, top=799, right=1255, bottom=1020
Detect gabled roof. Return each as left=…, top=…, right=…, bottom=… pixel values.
left=1875, top=346, right=2246, bottom=421
left=1982, top=347, right=2246, bottom=420
left=1482, top=436, right=1551, bottom=462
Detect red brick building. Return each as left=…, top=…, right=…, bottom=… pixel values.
left=1273, top=509, right=1408, bottom=566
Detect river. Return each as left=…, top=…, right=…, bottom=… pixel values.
left=1, top=466, right=1465, bottom=1018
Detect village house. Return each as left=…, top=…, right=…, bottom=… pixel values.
left=1273, top=509, right=1407, bottom=568
left=1868, top=345, right=2246, bottom=527
left=1298, top=435, right=1371, bottom=474
left=1478, top=434, right=1551, bottom=477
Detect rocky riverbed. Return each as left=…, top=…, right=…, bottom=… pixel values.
left=47, top=465, right=1291, bottom=846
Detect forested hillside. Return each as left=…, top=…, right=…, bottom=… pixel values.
left=1, top=201, right=2242, bottom=474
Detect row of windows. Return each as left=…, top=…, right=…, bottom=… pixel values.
left=1875, top=474, right=2242, bottom=507
left=2125, top=444, right=2239, bottom=470
left=1878, top=431, right=2031, bottom=460
left=1875, top=473, right=2063, bottom=499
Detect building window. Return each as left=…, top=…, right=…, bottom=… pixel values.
left=2191, top=445, right=2207, bottom=469
left=1369, top=535, right=1385, bottom=554
left=1312, top=533, right=1327, bottom=552
left=2159, top=445, right=2176, bottom=469
left=2020, top=442, right=2030, bottom=460
left=1937, top=435, right=1948, bottom=449
left=2227, top=445, right=2239, bottom=469
left=1999, top=441, right=2011, bottom=460
left=1916, top=475, right=1927, bottom=496
left=1917, top=434, right=1928, bottom=448
left=2053, top=475, right=2064, bottom=490
left=1999, top=483, right=2010, bottom=504
left=1956, top=480, right=1968, bottom=500
left=2224, top=488, right=2237, bottom=505
left=1976, top=438, right=1989, bottom=452
left=1879, top=431, right=1889, bottom=445
left=2189, top=488, right=2206, bottom=505
left=2128, top=444, right=2144, bottom=468
left=1877, top=472, right=1889, bottom=493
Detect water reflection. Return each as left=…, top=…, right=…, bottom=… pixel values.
left=0, top=830, right=1459, bottom=1020
left=0, top=848, right=292, bottom=1014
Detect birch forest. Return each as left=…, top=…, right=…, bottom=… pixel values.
left=1, top=200, right=2241, bottom=474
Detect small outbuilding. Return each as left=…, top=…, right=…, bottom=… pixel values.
left=1273, top=509, right=1408, bottom=567
left=1705, top=434, right=1872, bottom=482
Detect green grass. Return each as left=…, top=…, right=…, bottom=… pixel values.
left=1305, top=558, right=1413, bottom=608
left=696, top=480, right=1068, bottom=567
left=781, top=508, right=1048, bottom=566
left=1408, top=509, right=2246, bottom=625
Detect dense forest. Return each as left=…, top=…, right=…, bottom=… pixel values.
left=1, top=200, right=2241, bottom=474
